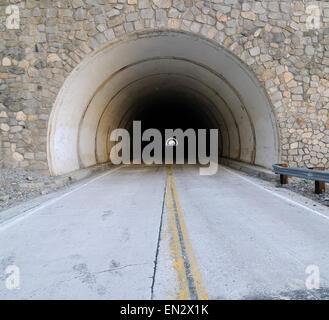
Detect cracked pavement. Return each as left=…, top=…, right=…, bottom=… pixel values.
left=0, top=165, right=329, bottom=299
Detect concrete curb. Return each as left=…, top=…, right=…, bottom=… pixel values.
left=55, top=162, right=114, bottom=186
left=220, top=158, right=278, bottom=182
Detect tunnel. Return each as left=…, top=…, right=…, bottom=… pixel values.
left=124, top=89, right=220, bottom=163
left=47, top=30, right=280, bottom=176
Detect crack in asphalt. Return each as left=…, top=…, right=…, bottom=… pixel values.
left=23, top=262, right=151, bottom=299
left=150, top=166, right=168, bottom=300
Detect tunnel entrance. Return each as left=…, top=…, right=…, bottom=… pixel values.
left=48, top=30, right=280, bottom=176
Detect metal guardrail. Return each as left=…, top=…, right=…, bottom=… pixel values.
left=273, top=164, right=329, bottom=194
left=273, top=165, right=329, bottom=183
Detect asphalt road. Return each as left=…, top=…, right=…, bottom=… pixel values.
left=0, top=165, right=329, bottom=300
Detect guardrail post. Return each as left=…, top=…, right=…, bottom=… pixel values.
left=279, top=164, right=288, bottom=185
left=310, top=167, right=326, bottom=194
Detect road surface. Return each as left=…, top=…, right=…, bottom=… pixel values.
left=0, top=165, right=329, bottom=300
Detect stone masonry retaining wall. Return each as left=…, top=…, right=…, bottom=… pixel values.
left=0, top=0, right=328, bottom=173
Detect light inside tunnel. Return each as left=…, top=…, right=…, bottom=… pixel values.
left=48, top=31, right=280, bottom=176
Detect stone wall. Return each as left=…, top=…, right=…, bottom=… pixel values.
left=0, top=0, right=328, bottom=173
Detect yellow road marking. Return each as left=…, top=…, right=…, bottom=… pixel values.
left=166, top=165, right=208, bottom=300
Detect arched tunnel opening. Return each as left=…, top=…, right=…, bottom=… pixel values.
left=48, top=31, right=280, bottom=176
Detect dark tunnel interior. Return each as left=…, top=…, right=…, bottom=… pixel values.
left=124, top=90, right=222, bottom=161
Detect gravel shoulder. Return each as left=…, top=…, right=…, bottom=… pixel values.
left=280, top=178, right=329, bottom=208
left=0, top=168, right=72, bottom=212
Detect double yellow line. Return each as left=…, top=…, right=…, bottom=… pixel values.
left=166, top=165, right=208, bottom=300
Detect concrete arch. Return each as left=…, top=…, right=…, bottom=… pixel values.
left=48, top=30, right=280, bottom=176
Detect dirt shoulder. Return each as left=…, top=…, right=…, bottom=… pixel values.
left=277, top=178, right=329, bottom=208
left=0, top=168, right=71, bottom=212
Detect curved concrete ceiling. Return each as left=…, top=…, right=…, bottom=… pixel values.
left=93, top=75, right=230, bottom=167
left=48, top=30, right=280, bottom=176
